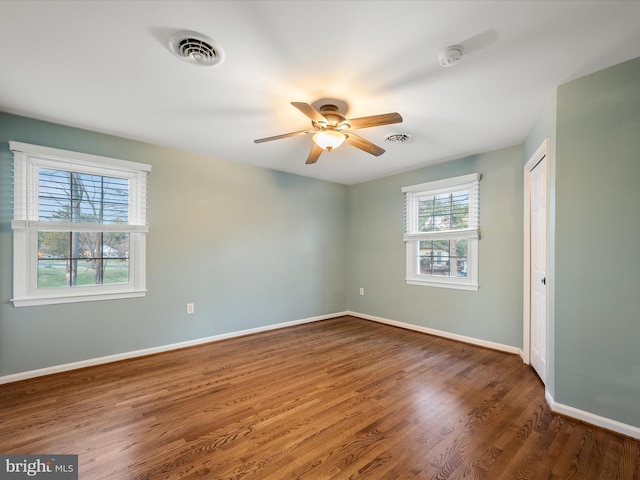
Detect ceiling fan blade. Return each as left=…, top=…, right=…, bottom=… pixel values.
left=254, top=129, right=310, bottom=143
left=291, top=102, right=327, bottom=123
left=306, top=143, right=323, bottom=164
left=344, top=133, right=386, bottom=156
left=347, top=112, right=403, bottom=130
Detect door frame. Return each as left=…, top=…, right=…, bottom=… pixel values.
left=523, top=138, right=549, bottom=370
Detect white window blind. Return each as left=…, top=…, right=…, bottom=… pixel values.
left=403, top=173, right=480, bottom=241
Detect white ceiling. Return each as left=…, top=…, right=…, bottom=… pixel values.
left=1, top=1, right=640, bottom=185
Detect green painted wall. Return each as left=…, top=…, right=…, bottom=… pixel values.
left=0, top=113, right=348, bottom=376
left=346, top=145, right=524, bottom=348
left=555, top=57, right=640, bottom=427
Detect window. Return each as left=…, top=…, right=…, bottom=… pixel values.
left=10, top=141, right=151, bottom=307
left=403, top=173, right=480, bottom=290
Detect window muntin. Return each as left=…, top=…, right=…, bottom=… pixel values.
left=37, top=231, right=130, bottom=288
left=418, top=239, right=468, bottom=277
left=403, top=174, right=480, bottom=290
left=10, top=141, right=151, bottom=306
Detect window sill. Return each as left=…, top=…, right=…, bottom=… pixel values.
left=12, top=289, right=147, bottom=307
left=406, top=278, right=479, bottom=291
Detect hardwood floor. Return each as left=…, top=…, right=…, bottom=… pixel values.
left=1, top=316, right=638, bottom=479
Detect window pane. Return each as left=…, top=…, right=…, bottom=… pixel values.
left=417, top=191, right=469, bottom=232
left=39, top=169, right=129, bottom=224
left=38, top=231, right=130, bottom=288
left=418, top=239, right=468, bottom=277
left=36, top=259, right=70, bottom=289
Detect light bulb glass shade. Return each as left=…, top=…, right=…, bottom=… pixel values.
left=313, top=130, right=346, bottom=151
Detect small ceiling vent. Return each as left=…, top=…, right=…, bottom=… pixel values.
left=169, top=30, right=225, bottom=67
left=384, top=133, right=412, bottom=144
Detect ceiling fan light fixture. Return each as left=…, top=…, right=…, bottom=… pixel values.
left=254, top=101, right=403, bottom=163
left=313, top=130, right=346, bottom=151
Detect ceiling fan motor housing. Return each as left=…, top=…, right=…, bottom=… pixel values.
left=315, top=105, right=349, bottom=129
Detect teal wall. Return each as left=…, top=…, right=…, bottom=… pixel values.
left=0, top=113, right=348, bottom=376
left=554, top=57, right=640, bottom=427
left=346, top=145, right=524, bottom=348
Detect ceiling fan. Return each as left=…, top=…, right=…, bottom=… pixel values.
left=254, top=102, right=403, bottom=165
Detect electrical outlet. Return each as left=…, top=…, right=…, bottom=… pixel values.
left=186, top=303, right=195, bottom=314
left=359, top=288, right=365, bottom=296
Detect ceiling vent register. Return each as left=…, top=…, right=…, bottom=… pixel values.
left=169, top=30, right=225, bottom=67
left=384, top=133, right=412, bottom=144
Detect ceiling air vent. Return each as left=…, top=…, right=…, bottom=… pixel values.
left=384, top=133, right=412, bottom=144
left=169, top=30, right=225, bottom=67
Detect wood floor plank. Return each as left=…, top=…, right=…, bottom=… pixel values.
left=1, top=316, right=638, bottom=479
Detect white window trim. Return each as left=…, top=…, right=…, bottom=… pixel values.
left=10, top=141, right=151, bottom=307
left=402, top=173, right=480, bottom=291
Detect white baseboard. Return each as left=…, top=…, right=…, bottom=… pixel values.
left=348, top=310, right=523, bottom=356
left=0, top=311, right=348, bottom=385
left=545, top=390, right=640, bottom=440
